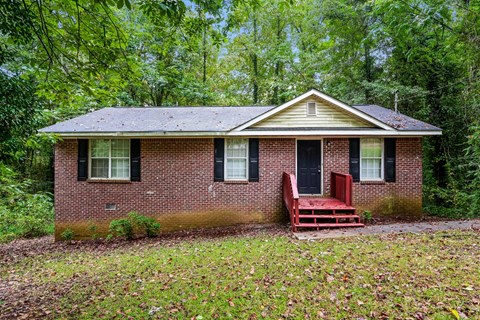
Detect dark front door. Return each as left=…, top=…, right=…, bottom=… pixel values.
left=297, top=140, right=322, bottom=194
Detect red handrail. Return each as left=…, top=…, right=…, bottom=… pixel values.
left=330, top=172, right=353, bottom=206
left=283, top=172, right=299, bottom=231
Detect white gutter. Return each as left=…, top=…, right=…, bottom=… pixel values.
left=52, top=130, right=442, bottom=138
left=227, top=130, right=442, bottom=137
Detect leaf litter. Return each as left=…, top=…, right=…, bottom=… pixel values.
left=0, top=226, right=479, bottom=319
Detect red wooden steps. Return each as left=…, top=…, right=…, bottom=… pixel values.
left=293, top=223, right=365, bottom=228
left=283, top=172, right=365, bottom=232
left=298, top=214, right=361, bottom=219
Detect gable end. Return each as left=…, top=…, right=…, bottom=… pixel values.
left=250, top=95, right=375, bottom=129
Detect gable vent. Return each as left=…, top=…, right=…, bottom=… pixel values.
left=307, top=102, right=317, bottom=116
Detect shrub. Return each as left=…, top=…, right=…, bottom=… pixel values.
left=61, top=228, right=74, bottom=241
left=361, top=210, right=373, bottom=222
left=108, top=212, right=160, bottom=240
left=0, top=164, right=54, bottom=242
left=128, top=211, right=160, bottom=238
left=109, top=218, right=134, bottom=240
left=88, top=224, right=99, bottom=240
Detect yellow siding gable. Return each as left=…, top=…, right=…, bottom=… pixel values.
left=251, top=95, right=374, bottom=128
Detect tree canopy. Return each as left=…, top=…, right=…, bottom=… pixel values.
left=1, top=0, right=480, bottom=216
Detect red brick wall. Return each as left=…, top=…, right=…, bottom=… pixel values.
left=54, top=137, right=422, bottom=239
left=54, top=138, right=296, bottom=239
left=323, top=138, right=423, bottom=218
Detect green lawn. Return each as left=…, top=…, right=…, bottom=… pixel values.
left=1, top=229, right=479, bottom=319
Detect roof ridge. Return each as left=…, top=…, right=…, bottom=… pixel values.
left=108, top=105, right=276, bottom=109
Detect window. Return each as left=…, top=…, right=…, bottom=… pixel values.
left=306, top=102, right=317, bottom=116
left=360, top=138, right=383, bottom=181
left=90, top=139, right=130, bottom=179
left=225, top=138, right=248, bottom=180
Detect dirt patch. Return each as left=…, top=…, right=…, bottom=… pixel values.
left=0, top=276, right=81, bottom=319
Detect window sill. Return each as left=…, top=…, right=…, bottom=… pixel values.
left=87, top=179, right=132, bottom=184
left=359, top=180, right=385, bottom=185
left=224, top=180, right=249, bottom=184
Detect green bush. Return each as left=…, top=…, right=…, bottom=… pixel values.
left=108, top=212, right=160, bottom=240
left=361, top=210, right=373, bottom=222
left=128, top=211, right=160, bottom=238
left=61, top=228, right=74, bottom=241
left=0, top=164, right=54, bottom=243
left=88, top=223, right=99, bottom=240
left=109, top=218, right=134, bottom=240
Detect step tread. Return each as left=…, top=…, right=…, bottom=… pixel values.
left=298, top=214, right=360, bottom=219
left=294, top=223, right=365, bottom=228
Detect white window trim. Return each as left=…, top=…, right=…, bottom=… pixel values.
left=224, top=138, right=249, bottom=181
left=360, top=138, right=384, bottom=181
left=89, top=139, right=131, bottom=180
left=306, top=101, right=317, bottom=116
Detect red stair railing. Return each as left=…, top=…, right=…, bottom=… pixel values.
left=282, top=172, right=299, bottom=231
left=330, top=172, right=353, bottom=206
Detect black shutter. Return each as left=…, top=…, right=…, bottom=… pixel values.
left=349, top=138, right=360, bottom=182
left=248, top=138, right=259, bottom=182
left=78, top=139, right=88, bottom=181
left=384, top=138, right=396, bottom=182
left=214, top=138, right=224, bottom=182
left=130, top=139, right=141, bottom=181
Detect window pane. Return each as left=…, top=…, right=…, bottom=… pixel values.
left=91, top=159, right=109, bottom=178
left=361, top=159, right=381, bottom=179
left=361, top=139, right=381, bottom=158
left=91, top=139, right=110, bottom=157
left=111, top=159, right=130, bottom=178
left=225, top=138, right=248, bottom=180
left=226, top=139, right=247, bottom=157
left=112, top=140, right=129, bottom=157
left=226, top=159, right=247, bottom=179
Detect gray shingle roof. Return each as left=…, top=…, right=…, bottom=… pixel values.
left=40, top=106, right=275, bottom=133
left=351, top=104, right=442, bottom=131
left=39, top=103, right=441, bottom=135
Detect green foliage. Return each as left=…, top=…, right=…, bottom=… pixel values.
left=109, top=218, right=134, bottom=240
left=127, top=211, right=161, bottom=238
left=88, top=223, right=99, bottom=240
left=0, top=164, right=54, bottom=242
left=108, top=211, right=160, bottom=240
left=0, top=72, right=45, bottom=164
left=462, top=125, right=480, bottom=217
left=361, top=210, right=373, bottom=222
left=1, top=0, right=480, bottom=222
left=61, top=228, right=74, bottom=242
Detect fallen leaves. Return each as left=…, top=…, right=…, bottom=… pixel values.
left=1, top=229, right=479, bottom=319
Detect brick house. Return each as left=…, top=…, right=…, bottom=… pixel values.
left=40, top=90, right=441, bottom=239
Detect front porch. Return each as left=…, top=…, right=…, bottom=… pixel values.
left=283, top=171, right=364, bottom=231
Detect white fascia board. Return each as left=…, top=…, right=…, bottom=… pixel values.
left=226, top=130, right=442, bottom=137
left=51, top=131, right=227, bottom=138
left=51, top=129, right=442, bottom=139
left=232, top=89, right=395, bottom=132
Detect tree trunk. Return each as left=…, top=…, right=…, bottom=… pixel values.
left=364, top=42, right=373, bottom=103
left=202, top=13, right=207, bottom=84
left=272, top=16, right=281, bottom=105
left=252, top=15, right=258, bottom=104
